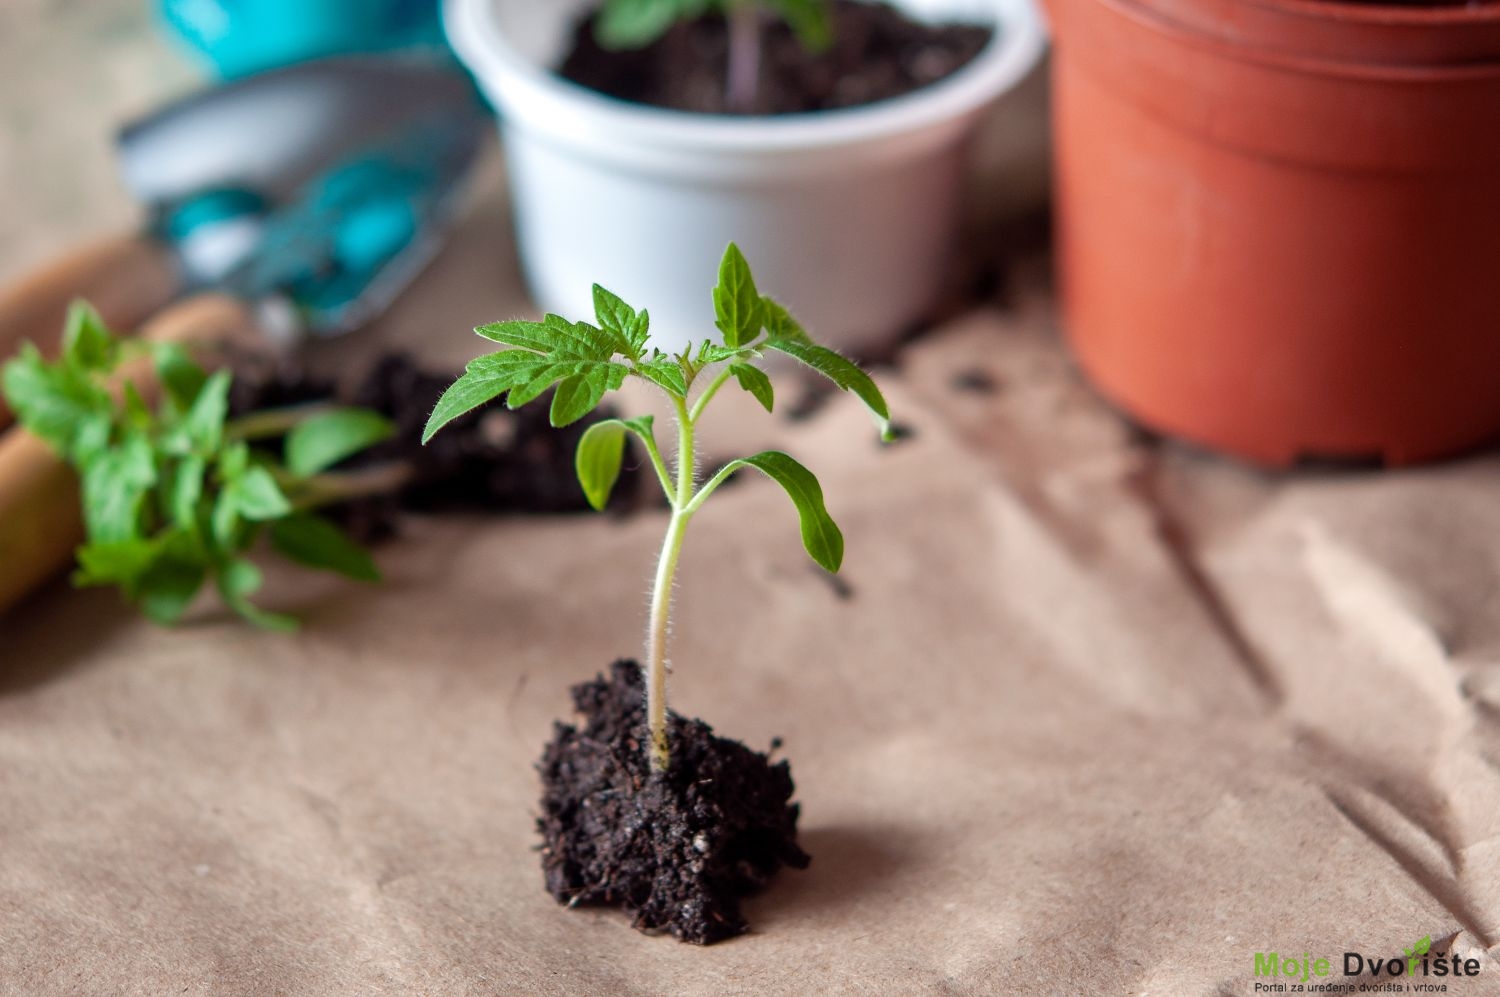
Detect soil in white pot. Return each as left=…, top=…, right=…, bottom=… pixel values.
left=559, top=0, right=993, bottom=115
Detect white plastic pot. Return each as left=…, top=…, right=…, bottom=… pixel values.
left=446, top=0, right=1045, bottom=353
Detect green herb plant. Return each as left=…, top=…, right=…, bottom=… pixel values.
left=2, top=303, right=398, bottom=631
left=595, top=0, right=832, bottom=113
left=423, top=243, right=890, bottom=772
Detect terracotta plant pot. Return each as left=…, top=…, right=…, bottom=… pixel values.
left=1046, top=0, right=1500, bottom=465
left=1139, top=0, right=1500, bottom=65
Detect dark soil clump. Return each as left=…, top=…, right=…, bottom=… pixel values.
left=228, top=352, right=636, bottom=539
left=538, top=661, right=810, bottom=944
left=560, top=0, right=993, bottom=116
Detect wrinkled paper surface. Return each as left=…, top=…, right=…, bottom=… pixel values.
left=5, top=200, right=1500, bottom=994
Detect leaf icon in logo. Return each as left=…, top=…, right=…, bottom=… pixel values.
left=1405, top=935, right=1432, bottom=975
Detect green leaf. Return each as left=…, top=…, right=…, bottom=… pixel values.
left=136, top=549, right=207, bottom=625
left=216, top=559, right=298, bottom=632
left=170, top=455, right=207, bottom=532
left=635, top=355, right=688, bottom=397
left=2, top=344, right=112, bottom=458
left=422, top=367, right=516, bottom=443
left=230, top=466, right=293, bottom=521
left=717, top=451, right=843, bottom=573
left=730, top=363, right=774, bottom=412
left=764, top=337, right=894, bottom=440
left=550, top=370, right=611, bottom=428
left=593, top=284, right=647, bottom=359
left=74, top=539, right=159, bottom=588
left=574, top=419, right=629, bottom=512
left=154, top=344, right=208, bottom=414
left=713, top=243, right=763, bottom=350
left=769, top=0, right=833, bottom=51
left=476, top=320, right=552, bottom=353
left=542, top=313, right=624, bottom=360
left=61, top=301, right=116, bottom=371
left=80, top=431, right=157, bottom=543
left=696, top=342, right=742, bottom=364
left=269, top=513, right=380, bottom=583
left=760, top=295, right=807, bottom=341
left=284, top=408, right=393, bottom=477
left=595, top=0, right=706, bottom=47
left=161, top=369, right=231, bottom=457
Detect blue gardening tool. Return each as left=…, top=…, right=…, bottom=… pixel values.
left=0, top=56, right=487, bottom=425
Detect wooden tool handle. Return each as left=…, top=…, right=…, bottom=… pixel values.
left=0, top=294, right=260, bottom=618
left=0, top=234, right=179, bottom=429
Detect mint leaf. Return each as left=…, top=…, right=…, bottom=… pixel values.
left=80, top=431, right=156, bottom=543
left=713, top=243, right=763, bottom=349
left=270, top=513, right=380, bottom=583
left=730, top=363, right=774, bottom=412
left=61, top=301, right=115, bottom=371
left=718, top=451, right=843, bottom=572
left=764, top=337, right=893, bottom=439
left=230, top=466, right=293, bottom=521
left=284, top=408, right=394, bottom=477
left=74, top=539, right=159, bottom=588
left=2, top=344, right=112, bottom=458
left=136, top=545, right=207, bottom=624
left=217, top=559, right=298, bottom=632
left=161, top=369, right=231, bottom=457
left=154, top=343, right=208, bottom=414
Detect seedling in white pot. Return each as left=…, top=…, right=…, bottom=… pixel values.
left=445, top=0, right=1044, bottom=354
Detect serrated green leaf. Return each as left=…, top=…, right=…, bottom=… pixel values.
left=475, top=320, right=552, bottom=353
left=730, top=363, right=774, bottom=412
left=713, top=243, right=763, bottom=349
left=718, top=450, right=843, bottom=572
left=154, top=343, right=208, bottom=414
left=61, top=301, right=115, bottom=371
left=574, top=419, right=629, bottom=512
left=2, top=344, right=112, bottom=458
left=635, top=355, right=688, bottom=397
left=543, top=314, right=624, bottom=360
left=284, top=408, right=393, bottom=477
left=626, top=309, right=651, bottom=355
left=593, top=284, right=646, bottom=359
left=80, top=432, right=156, bottom=543
left=269, top=513, right=380, bottom=582
left=231, top=466, right=292, bottom=521
left=764, top=337, right=893, bottom=439
left=422, top=367, right=517, bottom=443
left=760, top=295, right=808, bottom=341
left=217, top=558, right=298, bottom=632
left=696, top=342, right=743, bottom=364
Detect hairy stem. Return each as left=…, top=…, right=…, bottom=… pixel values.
left=725, top=2, right=762, bottom=114
left=644, top=394, right=697, bottom=772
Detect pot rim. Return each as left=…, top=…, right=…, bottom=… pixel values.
left=1096, top=0, right=1500, bottom=79
left=1238, top=0, right=1500, bottom=28
left=444, top=0, right=1047, bottom=154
